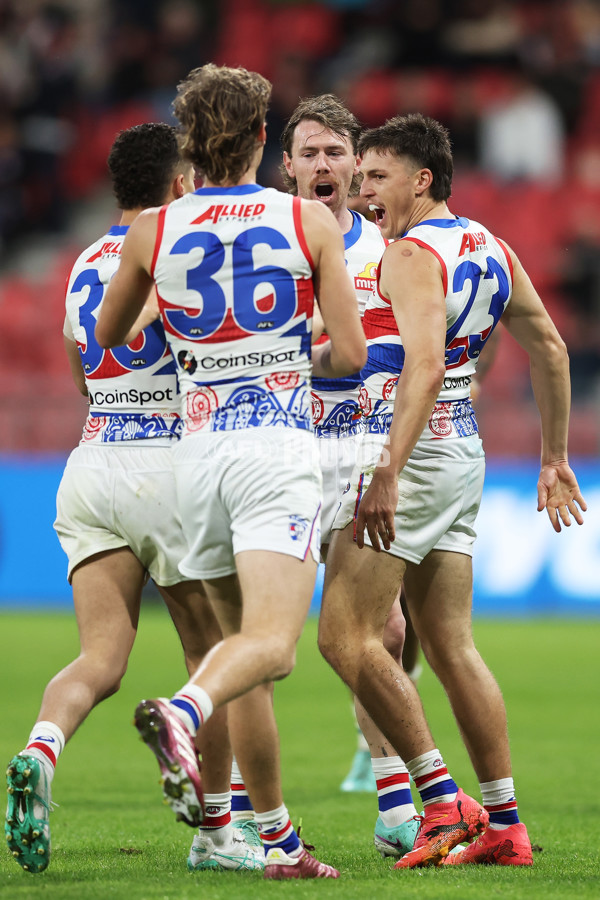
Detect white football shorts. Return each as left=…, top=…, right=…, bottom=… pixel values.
left=332, top=432, right=486, bottom=563
left=172, top=428, right=322, bottom=579
left=318, top=430, right=363, bottom=547
left=54, top=443, right=189, bottom=586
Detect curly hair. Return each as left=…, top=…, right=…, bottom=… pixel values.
left=173, top=64, right=271, bottom=185
left=280, top=94, right=362, bottom=196
left=107, top=123, right=184, bottom=210
left=358, top=113, right=453, bottom=203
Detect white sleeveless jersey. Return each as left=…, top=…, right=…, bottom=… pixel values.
left=65, top=225, right=181, bottom=445
left=152, top=184, right=315, bottom=434
left=311, top=211, right=386, bottom=438
left=361, top=215, right=512, bottom=441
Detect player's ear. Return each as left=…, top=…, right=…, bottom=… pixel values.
left=283, top=151, right=295, bottom=179
left=415, top=168, right=433, bottom=196
left=173, top=173, right=186, bottom=199
left=258, top=121, right=267, bottom=145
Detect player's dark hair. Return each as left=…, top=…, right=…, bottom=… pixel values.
left=107, top=123, right=184, bottom=210
left=280, top=93, right=362, bottom=196
left=173, top=64, right=271, bottom=185
left=358, top=113, right=453, bottom=202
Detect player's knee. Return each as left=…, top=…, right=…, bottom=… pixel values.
left=420, top=633, right=475, bottom=676
left=318, top=626, right=349, bottom=677
left=266, top=637, right=297, bottom=681
left=382, top=617, right=405, bottom=661
left=89, top=656, right=128, bottom=701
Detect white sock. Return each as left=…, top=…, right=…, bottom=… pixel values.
left=199, top=791, right=232, bottom=844
left=25, top=721, right=66, bottom=778
left=372, top=756, right=417, bottom=826
left=169, top=684, right=213, bottom=736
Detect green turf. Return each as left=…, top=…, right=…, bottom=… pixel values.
left=0, top=607, right=599, bottom=898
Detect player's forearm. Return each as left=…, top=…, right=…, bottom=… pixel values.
left=530, top=339, right=571, bottom=465
left=312, top=337, right=366, bottom=379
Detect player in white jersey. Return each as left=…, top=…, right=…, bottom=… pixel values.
left=96, top=64, right=366, bottom=881
left=280, top=93, right=420, bottom=853
left=5, top=124, right=262, bottom=875
left=319, top=113, right=586, bottom=869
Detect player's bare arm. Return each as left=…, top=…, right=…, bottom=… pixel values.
left=301, top=199, right=366, bottom=377
left=501, top=243, right=586, bottom=531
left=311, top=301, right=325, bottom=344
left=95, top=209, right=158, bottom=348
left=356, top=241, right=446, bottom=551
left=119, top=287, right=161, bottom=345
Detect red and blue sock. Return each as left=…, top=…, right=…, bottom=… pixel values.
left=480, top=778, right=520, bottom=829
left=372, top=756, right=417, bottom=826
left=25, top=721, right=65, bottom=778
left=255, top=804, right=301, bottom=857
left=169, top=684, right=213, bottom=737
left=407, top=749, right=458, bottom=807
left=231, top=758, right=255, bottom=822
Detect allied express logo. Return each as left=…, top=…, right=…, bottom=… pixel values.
left=192, top=203, right=266, bottom=225
left=86, top=241, right=122, bottom=263
left=354, top=262, right=378, bottom=292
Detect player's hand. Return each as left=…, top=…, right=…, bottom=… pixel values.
left=537, top=461, right=587, bottom=533
left=355, top=469, right=397, bottom=552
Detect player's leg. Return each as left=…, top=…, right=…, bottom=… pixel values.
left=399, top=586, right=422, bottom=682
left=319, top=525, right=487, bottom=868
left=340, top=595, right=405, bottom=794
left=6, top=548, right=145, bottom=874
left=30, top=548, right=145, bottom=740
left=343, top=596, right=419, bottom=856
left=319, top=524, right=430, bottom=761
left=403, top=550, right=532, bottom=866
left=134, top=552, right=338, bottom=877
left=158, top=580, right=262, bottom=871
left=158, top=580, right=232, bottom=793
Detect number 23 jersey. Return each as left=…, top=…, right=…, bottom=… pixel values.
left=361, top=215, right=513, bottom=441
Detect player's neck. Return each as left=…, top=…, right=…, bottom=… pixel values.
left=118, top=208, right=145, bottom=226
left=407, top=200, right=452, bottom=232
left=203, top=159, right=260, bottom=189
left=336, top=205, right=355, bottom=235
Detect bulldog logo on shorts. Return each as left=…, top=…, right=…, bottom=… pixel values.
left=289, top=515, right=308, bottom=541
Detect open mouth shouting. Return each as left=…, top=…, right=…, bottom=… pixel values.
left=314, top=182, right=335, bottom=202
left=369, top=203, right=385, bottom=226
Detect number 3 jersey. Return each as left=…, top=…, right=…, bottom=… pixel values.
left=361, top=216, right=513, bottom=441
left=151, top=184, right=315, bottom=434
left=64, top=225, right=181, bottom=445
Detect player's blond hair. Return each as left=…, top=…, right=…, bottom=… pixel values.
left=173, top=64, right=271, bottom=185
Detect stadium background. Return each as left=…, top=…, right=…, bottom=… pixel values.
left=0, top=0, right=599, bottom=615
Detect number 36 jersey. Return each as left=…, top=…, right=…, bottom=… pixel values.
left=64, top=225, right=181, bottom=445
left=152, top=184, right=315, bottom=435
left=361, top=215, right=513, bottom=441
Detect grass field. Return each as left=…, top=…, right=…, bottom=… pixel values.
left=0, top=607, right=599, bottom=899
